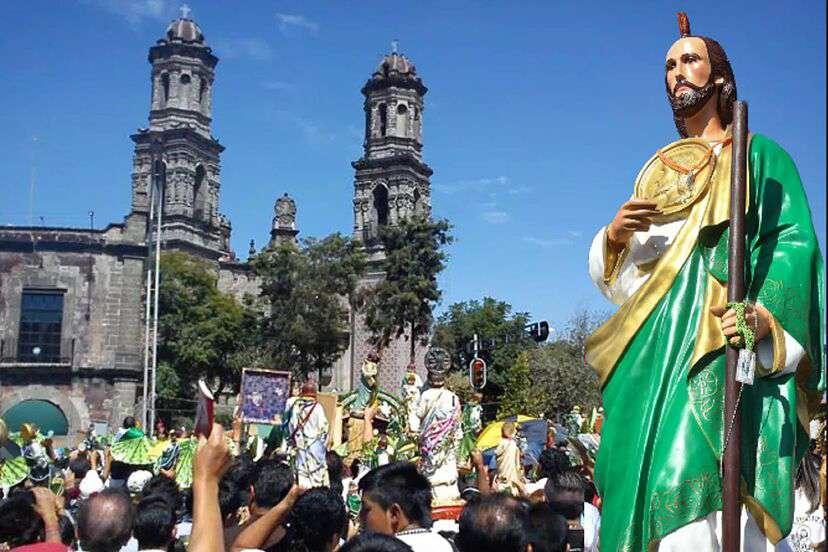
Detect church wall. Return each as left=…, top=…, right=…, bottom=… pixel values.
left=0, top=225, right=145, bottom=439
left=217, top=262, right=260, bottom=301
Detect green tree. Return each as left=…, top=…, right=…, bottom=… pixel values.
left=364, top=215, right=453, bottom=362
left=497, top=351, right=546, bottom=417
left=157, top=252, right=247, bottom=399
left=432, top=297, right=532, bottom=398
left=254, top=234, right=365, bottom=381
left=497, top=308, right=606, bottom=422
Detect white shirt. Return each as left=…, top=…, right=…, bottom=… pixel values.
left=776, top=488, right=826, bottom=552
left=396, top=528, right=454, bottom=552
left=581, top=502, right=601, bottom=552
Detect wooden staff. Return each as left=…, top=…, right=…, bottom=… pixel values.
left=723, top=100, right=748, bottom=551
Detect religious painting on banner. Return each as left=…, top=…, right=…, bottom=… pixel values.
left=240, top=368, right=292, bottom=424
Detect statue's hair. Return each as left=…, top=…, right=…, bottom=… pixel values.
left=668, top=36, right=738, bottom=138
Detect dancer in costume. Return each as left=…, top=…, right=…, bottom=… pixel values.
left=110, top=419, right=153, bottom=467
left=414, top=347, right=462, bottom=503
left=585, top=13, right=824, bottom=550
left=172, top=427, right=198, bottom=489
left=283, top=379, right=330, bottom=488
left=154, top=428, right=182, bottom=477
left=0, top=419, right=29, bottom=493
left=20, top=423, right=55, bottom=485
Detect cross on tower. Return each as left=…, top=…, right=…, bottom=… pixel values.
left=180, top=4, right=192, bottom=19
left=391, top=39, right=399, bottom=54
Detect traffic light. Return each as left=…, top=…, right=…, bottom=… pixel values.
left=469, top=357, right=487, bottom=390
left=526, top=321, right=550, bottom=343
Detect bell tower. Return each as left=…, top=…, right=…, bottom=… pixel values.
left=352, top=48, right=432, bottom=259
left=335, top=48, right=432, bottom=394
left=130, top=8, right=231, bottom=259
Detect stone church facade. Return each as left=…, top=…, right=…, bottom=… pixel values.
left=0, top=15, right=431, bottom=439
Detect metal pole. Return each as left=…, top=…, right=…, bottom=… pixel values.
left=141, top=164, right=157, bottom=430
left=723, top=100, right=748, bottom=551
left=149, top=157, right=164, bottom=437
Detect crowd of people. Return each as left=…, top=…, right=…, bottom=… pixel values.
left=0, top=370, right=824, bottom=552
left=0, top=393, right=618, bottom=552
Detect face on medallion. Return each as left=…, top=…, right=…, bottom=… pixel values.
left=664, top=37, right=721, bottom=119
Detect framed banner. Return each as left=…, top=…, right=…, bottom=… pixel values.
left=240, top=368, right=292, bottom=425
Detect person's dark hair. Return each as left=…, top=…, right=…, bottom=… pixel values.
left=0, top=491, right=43, bottom=547
left=252, top=460, right=294, bottom=508
left=528, top=503, right=568, bottom=552
left=218, top=477, right=242, bottom=521
left=77, top=488, right=135, bottom=552
left=583, top=478, right=597, bottom=504
left=666, top=36, right=737, bottom=138
left=134, top=494, right=176, bottom=550
left=291, top=487, right=347, bottom=552
left=141, top=473, right=181, bottom=511
left=327, top=450, right=345, bottom=499
left=349, top=458, right=361, bottom=478
left=69, top=457, right=93, bottom=479
left=537, top=448, right=570, bottom=481
left=338, top=532, right=414, bottom=552
left=545, top=470, right=585, bottom=521
left=455, top=493, right=531, bottom=552
left=59, top=513, right=76, bottom=547
left=226, top=453, right=256, bottom=497
left=796, top=449, right=821, bottom=514
left=122, top=416, right=136, bottom=429
left=358, top=462, right=432, bottom=528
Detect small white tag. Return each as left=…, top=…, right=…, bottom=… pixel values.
left=736, top=349, right=756, bottom=385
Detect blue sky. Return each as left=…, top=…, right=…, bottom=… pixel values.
left=1, top=1, right=825, bottom=333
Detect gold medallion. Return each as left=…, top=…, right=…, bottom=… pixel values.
left=633, top=138, right=717, bottom=223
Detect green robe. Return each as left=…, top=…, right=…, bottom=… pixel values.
left=588, top=135, right=824, bottom=551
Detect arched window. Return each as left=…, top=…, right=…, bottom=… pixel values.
left=373, top=184, right=389, bottom=227
left=193, top=165, right=207, bottom=220
left=161, top=73, right=170, bottom=104
left=413, top=188, right=421, bottom=214
left=377, top=104, right=387, bottom=137
left=199, top=78, right=207, bottom=104
left=2, top=400, right=69, bottom=436
left=396, top=103, right=408, bottom=136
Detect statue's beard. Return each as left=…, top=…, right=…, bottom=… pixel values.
left=668, top=79, right=717, bottom=119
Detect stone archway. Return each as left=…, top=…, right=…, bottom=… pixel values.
left=0, top=386, right=86, bottom=439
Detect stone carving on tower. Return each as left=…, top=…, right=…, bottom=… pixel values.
left=269, top=193, right=299, bottom=247
left=129, top=8, right=232, bottom=260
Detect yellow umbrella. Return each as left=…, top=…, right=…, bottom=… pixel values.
left=475, top=415, right=538, bottom=452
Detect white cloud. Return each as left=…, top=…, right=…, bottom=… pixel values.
left=84, top=0, right=171, bottom=27
left=261, top=81, right=295, bottom=91
left=523, top=236, right=574, bottom=248
left=434, top=175, right=511, bottom=195
left=213, top=37, right=273, bottom=61
left=567, top=230, right=583, bottom=238
left=347, top=125, right=363, bottom=142
left=481, top=211, right=510, bottom=225
left=276, top=13, right=319, bottom=34
left=298, top=120, right=335, bottom=145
